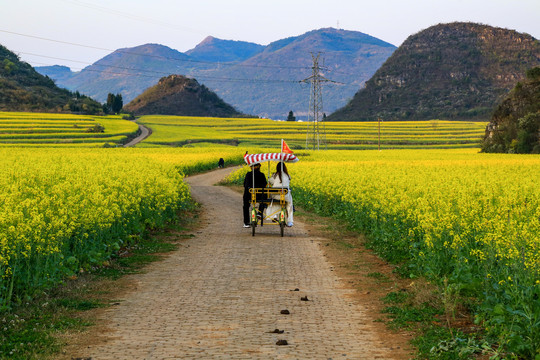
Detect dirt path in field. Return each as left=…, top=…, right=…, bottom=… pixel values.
left=67, top=167, right=412, bottom=359
left=123, top=123, right=151, bottom=147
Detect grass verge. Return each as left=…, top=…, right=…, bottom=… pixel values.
left=0, top=208, right=199, bottom=360
left=294, top=208, right=492, bottom=360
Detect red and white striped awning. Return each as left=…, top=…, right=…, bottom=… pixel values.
left=244, top=153, right=299, bottom=166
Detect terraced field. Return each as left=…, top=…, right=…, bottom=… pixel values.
left=136, top=115, right=487, bottom=149
left=0, top=112, right=139, bottom=147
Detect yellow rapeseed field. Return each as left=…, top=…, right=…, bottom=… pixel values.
left=226, top=148, right=540, bottom=353
left=0, top=147, right=244, bottom=308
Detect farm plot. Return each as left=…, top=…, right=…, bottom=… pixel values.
left=226, top=148, right=540, bottom=357
left=0, top=147, right=245, bottom=309
left=0, top=112, right=139, bottom=146
left=136, top=115, right=487, bottom=149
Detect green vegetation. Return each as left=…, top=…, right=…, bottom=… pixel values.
left=0, top=45, right=102, bottom=114
left=225, top=149, right=540, bottom=359
left=137, top=115, right=487, bottom=149
left=123, top=75, right=244, bottom=117
left=105, top=93, right=123, bottom=114
left=0, top=112, right=138, bottom=147
left=0, top=210, right=198, bottom=360
left=482, top=66, right=540, bottom=153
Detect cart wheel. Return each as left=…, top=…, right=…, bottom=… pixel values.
left=251, top=222, right=256, bottom=236
left=280, top=222, right=285, bottom=237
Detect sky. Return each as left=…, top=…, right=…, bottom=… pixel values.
left=1, top=0, right=539, bottom=70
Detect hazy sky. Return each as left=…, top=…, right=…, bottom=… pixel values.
left=1, top=0, right=539, bottom=70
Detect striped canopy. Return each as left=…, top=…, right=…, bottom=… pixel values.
left=244, top=153, right=299, bottom=166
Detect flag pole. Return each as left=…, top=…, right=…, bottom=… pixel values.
left=280, top=139, right=284, bottom=191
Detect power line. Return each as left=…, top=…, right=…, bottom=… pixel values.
left=0, top=29, right=312, bottom=71
left=59, top=0, right=202, bottom=35
left=28, top=57, right=302, bottom=85
left=16, top=50, right=358, bottom=86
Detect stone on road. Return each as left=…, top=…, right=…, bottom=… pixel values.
left=81, top=167, right=400, bottom=359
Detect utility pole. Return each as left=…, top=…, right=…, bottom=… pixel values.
left=378, top=117, right=381, bottom=151
left=302, top=52, right=337, bottom=150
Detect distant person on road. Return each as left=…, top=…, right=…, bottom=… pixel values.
left=267, top=162, right=294, bottom=227
left=243, top=163, right=267, bottom=228
left=218, top=158, right=225, bottom=168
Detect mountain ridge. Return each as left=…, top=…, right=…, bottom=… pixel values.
left=35, top=28, right=396, bottom=119
left=185, top=36, right=264, bottom=62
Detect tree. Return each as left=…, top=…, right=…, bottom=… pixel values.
left=286, top=110, right=296, bottom=122
left=106, top=93, right=123, bottom=114
left=112, top=93, right=123, bottom=113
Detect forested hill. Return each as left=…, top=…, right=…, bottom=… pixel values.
left=482, top=66, right=540, bottom=153
left=123, top=75, right=244, bottom=117
left=328, top=22, right=540, bottom=121
left=0, top=45, right=102, bottom=114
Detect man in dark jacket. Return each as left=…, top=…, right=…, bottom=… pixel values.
left=243, top=163, right=267, bottom=227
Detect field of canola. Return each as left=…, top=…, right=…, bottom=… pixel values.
left=227, top=149, right=540, bottom=357
left=0, top=147, right=246, bottom=310
left=0, top=112, right=139, bottom=147
left=1, top=111, right=538, bottom=356
left=137, top=115, right=487, bottom=149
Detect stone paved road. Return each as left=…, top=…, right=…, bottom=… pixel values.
left=81, top=167, right=400, bottom=359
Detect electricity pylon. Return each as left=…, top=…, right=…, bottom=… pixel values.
left=302, top=52, right=335, bottom=150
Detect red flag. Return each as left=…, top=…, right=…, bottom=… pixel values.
left=281, top=139, right=293, bottom=154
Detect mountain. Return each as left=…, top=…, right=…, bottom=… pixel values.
left=0, top=44, right=102, bottom=113
left=36, top=28, right=396, bottom=119
left=58, top=43, right=196, bottom=104
left=482, top=66, right=540, bottom=153
left=328, top=22, right=540, bottom=121
left=198, top=28, right=396, bottom=119
left=36, top=65, right=74, bottom=83
left=123, top=74, right=243, bottom=117
left=186, top=36, right=264, bottom=62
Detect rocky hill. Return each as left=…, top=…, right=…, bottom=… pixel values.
left=328, top=22, right=540, bottom=121
left=482, top=66, right=540, bottom=153
left=36, top=28, right=396, bottom=119
left=123, top=75, right=243, bottom=117
left=0, top=45, right=102, bottom=113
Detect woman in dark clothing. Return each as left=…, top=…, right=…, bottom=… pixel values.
left=243, top=163, right=267, bottom=227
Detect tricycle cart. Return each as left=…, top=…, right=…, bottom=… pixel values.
left=244, top=152, right=298, bottom=237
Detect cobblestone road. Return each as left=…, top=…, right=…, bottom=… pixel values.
left=81, top=167, right=399, bottom=359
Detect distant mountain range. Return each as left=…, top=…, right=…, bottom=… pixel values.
left=36, top=28, right=396, bottom=119
left=329, top=22, right=540, bottom=121
left=123, top=74, right=244, bottom=117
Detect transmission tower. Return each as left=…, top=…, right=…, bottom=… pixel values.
left=302, top=52, right=334, bottom=150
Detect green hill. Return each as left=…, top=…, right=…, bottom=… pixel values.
left=124, top=75, right=244, bottom=117
left=0, top=45, right=102, bottom=114
left=328, top=22, right=540, bottom=121
left=482, top=66, right=540, bottom=153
